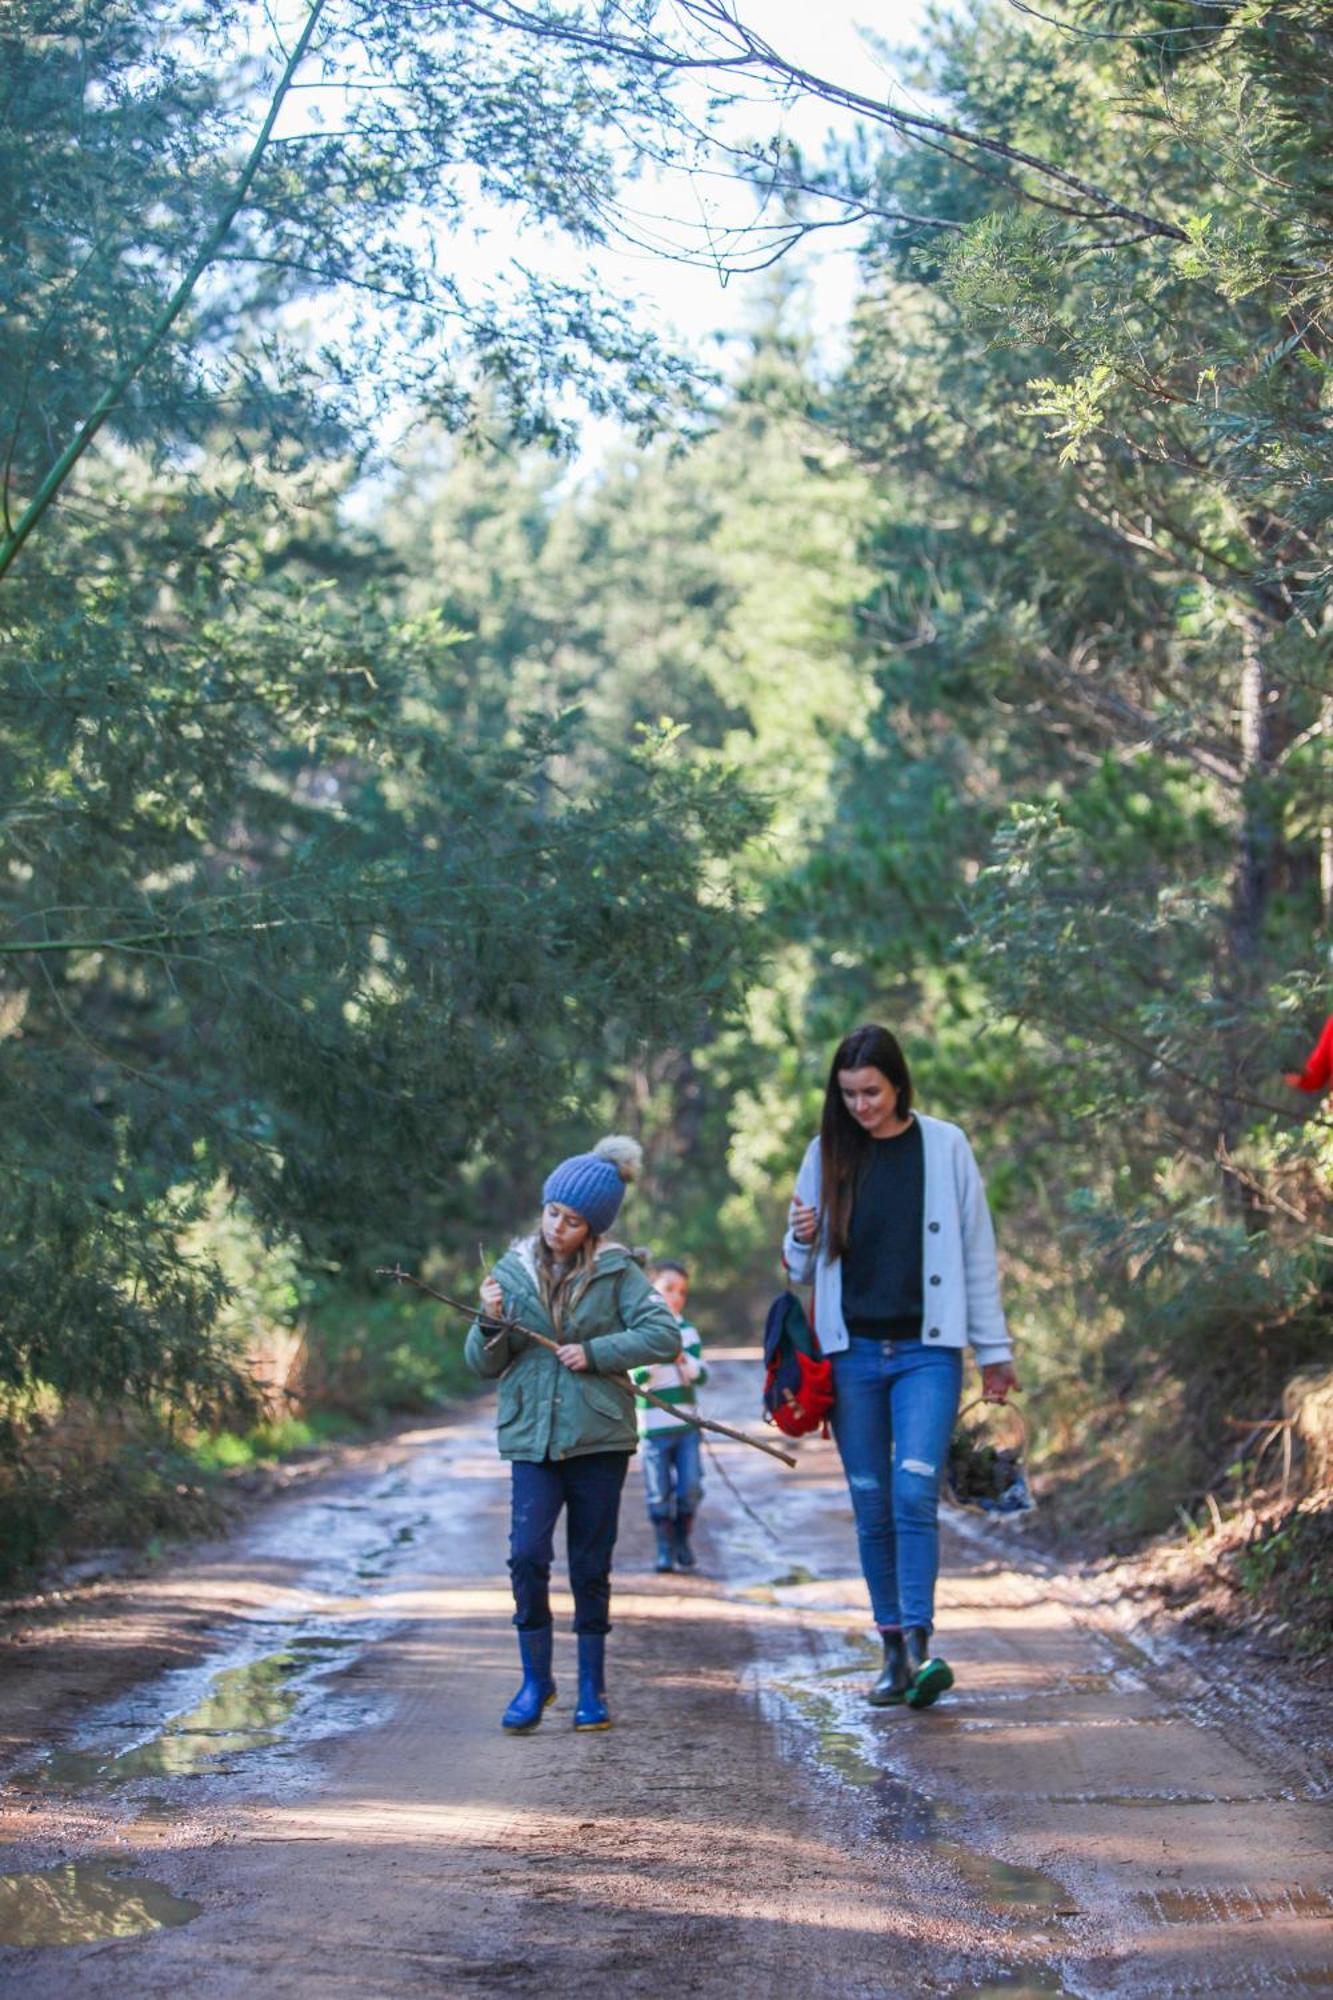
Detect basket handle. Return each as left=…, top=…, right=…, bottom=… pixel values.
left=956, top=1396, right=1027, bottom=1450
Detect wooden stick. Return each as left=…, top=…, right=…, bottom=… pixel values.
left=375, top=1266, right=797, bottom=1468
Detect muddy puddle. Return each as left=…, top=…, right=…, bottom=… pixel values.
left=0, top=1857, right=202, bottom=1947
left=234, top=1472, right=430, bottom=1601
left=948, top=1976, right=1070, bottom=1999
left=763, top=1660, right=1079, bottom=1929
left=10, top=1643, right=353, bottom=1795
left=940, top=1843, right=1079, bottom=1921
left=0, top=1448, right=456, bottom=1817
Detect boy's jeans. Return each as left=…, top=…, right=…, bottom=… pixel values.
left=508, top=1451, right=630, bottom=1635
left=641, top=1430, right=703, bottom=1523
left=830, top=1338, right=962, bottom=1635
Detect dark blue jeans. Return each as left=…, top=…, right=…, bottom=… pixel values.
left=508, top=1451, right=630, bottom=1635
left=830, top=1338, right=963, bottom=1635
left=641, top=1430, right=703, bottom=1523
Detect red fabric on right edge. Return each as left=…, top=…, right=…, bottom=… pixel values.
left=1290, top=1014, right=1333, bottom=1094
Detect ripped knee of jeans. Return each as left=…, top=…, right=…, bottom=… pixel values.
left=846, top=1471, right=893, bottom=1533
left=894, top=1458, right=941, bottom=1526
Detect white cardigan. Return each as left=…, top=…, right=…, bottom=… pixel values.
left=781, top=1113, right=1013, bottom=1367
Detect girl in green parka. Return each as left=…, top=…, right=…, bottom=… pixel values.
left=466, top=1134, right=681, bottom=1734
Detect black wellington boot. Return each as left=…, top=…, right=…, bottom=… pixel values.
left=867, top=1629, right=910, bottom=1707
left=903, top=1624, right=954, bottom=1710
left=672, top=1513, right=698, bottom=1571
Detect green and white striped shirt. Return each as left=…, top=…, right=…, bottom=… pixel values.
left=630, top=1317, right=708, bottom=1437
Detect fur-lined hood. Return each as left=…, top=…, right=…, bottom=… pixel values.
left=506, top=1234, right=638, bottom=1286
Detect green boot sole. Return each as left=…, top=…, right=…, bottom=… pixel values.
left=906, top=1658, right=954, bottom=1710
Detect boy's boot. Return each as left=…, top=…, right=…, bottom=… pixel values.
left=672, top=1513, right=698, bottom=1571
left=903, top=1624, right=954, bottom=1710
left=573, top=1632, right=611, bottom=1731
left=867, top=1628, right=909, bottom=1707
left=501, top=1626, right=556, bottom=1733
left=653, top=1523, right=675, bottom=1573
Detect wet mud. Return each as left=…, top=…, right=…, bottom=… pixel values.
left=0, top=1364, right=1329, bottom=1996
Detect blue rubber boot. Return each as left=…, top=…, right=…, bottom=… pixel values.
left=501, top=1626, right=556, bottom=1733
left=573, top=1632, right=611, bottom=1731
left=653, top=1524, right=675, bottom=1573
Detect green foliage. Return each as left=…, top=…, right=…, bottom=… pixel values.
left=299, top=1286, right=477, bottom=1419
left=5, top=0, right=1333, bottom=1584
left=190, top=1408, right=362, bottom=1474
left=1233, top=1500, right=1333, bottom=1658
left=0, top=1400, right=224, bottom=1589
left=746, top=0, right=1333, bottom=1540
left=0, top=0, right=704, bottom=539
left=0, top=2, right=765, bottom=1452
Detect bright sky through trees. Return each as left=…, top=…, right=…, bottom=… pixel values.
left=591, top=0, right=926, bottom=358
left=616, top=0, right=924, bottom=352
left=426, top=0, right=927, bottom=399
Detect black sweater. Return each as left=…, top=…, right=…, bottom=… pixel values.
left=841, top=1119, right=925, bottom=1338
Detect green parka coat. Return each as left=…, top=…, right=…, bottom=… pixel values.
left=464, top=1237, right=682, bottom=1462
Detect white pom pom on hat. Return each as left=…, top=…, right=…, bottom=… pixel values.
left=592, top=1133, right=643, bottom=1184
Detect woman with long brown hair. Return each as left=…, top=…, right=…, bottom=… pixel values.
left=783, top=1025, right=1018, bottom=1709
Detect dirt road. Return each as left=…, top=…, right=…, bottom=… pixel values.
left=1, top=1350, right=1330, bottom=1997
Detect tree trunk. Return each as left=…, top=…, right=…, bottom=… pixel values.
left=1218, top=623, right=1279, bottom=1222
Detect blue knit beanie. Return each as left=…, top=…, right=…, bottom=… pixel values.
left=542, top=1134, right=643, bottom=1237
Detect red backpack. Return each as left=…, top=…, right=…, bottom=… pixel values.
left=762, top=1287, right=835, bottom=1438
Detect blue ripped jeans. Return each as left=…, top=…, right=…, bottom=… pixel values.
left=830, top=1339, right=963, bottom=1635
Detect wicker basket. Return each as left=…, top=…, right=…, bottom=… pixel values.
left=947, top=1397, right=1035, bottom=1514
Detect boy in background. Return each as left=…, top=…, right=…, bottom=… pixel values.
left=631, top=1259, right=708, bottom=1572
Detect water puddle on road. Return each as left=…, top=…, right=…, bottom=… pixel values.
left=735, top=1565, right=829, bottom=1606
left=948, top=1975, right=1070, bottom=1999
left=10, top=1639, right=351, bottom=1796
left=0, top=1858, right=202, bottom=1946
left=765, top=1657, right=1079, bottom=1931
left=1, top=1447, right=450, bottom=1834
left=939, top=1843, right=1080, bottom=1921
left=771, top=1682, right=882, bottom=1788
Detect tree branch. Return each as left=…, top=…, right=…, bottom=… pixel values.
left=0, top=0, right=330, bottom=583
left=445, top=0, right=1190, bottom=244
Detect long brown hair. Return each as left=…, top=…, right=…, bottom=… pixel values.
left=535, top=1231, right=598, bottom=1335
left=818, top=1024, right=914, bottom=1259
